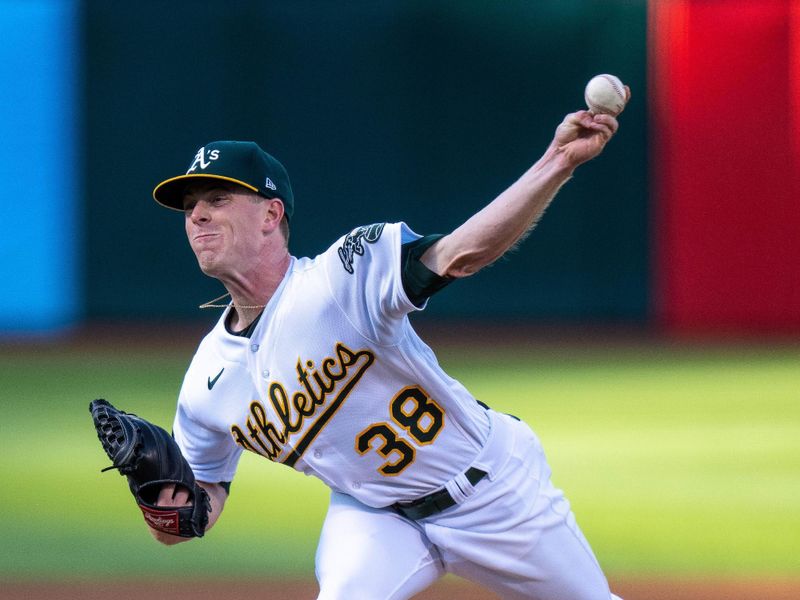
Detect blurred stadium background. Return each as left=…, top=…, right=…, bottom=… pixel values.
left=1, top=1, right=798, bottom=599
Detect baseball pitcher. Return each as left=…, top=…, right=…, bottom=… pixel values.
left=90, top=103, right=627, bottom=599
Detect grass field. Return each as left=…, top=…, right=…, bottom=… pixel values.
left=1, top=329, right=798, bottom=582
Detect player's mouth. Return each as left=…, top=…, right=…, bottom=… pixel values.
left=193, top=232, right=219, bottom=243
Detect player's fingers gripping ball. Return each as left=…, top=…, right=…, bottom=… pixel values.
left=89, top=399, right=210, bottom=538
left=584, top=74, right=629, bottom=116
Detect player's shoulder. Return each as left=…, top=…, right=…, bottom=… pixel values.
left=335, top=223, right=388, bottom=274
left=319, top=222, right=419, bottom=274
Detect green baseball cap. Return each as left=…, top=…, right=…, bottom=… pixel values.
left=152, top=141, right=294, bottom=220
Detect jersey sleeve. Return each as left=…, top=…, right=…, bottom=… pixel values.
left=172, top=397, right=243, bottom=485
left=400, top=233, right=453, bottom=307
left=322, top=222, right=431, bottom=342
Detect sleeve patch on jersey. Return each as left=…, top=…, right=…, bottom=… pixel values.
left=337, top=223, right=386, bottom=274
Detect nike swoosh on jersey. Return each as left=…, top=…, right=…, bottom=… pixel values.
left=208, top=368, right=225, bottom=390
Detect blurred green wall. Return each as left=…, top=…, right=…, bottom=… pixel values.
left=83, top=0, right=647, bottom=323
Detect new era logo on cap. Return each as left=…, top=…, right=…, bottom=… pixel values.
left=152, top=141, right=295, bottom=220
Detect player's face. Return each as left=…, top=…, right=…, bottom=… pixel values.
left=182, top=183, right=269, bottom=278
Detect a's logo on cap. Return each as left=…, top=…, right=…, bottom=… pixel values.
left=187, top=147, right=221, bottom=173
left=265, top=177, right=277, bottom=191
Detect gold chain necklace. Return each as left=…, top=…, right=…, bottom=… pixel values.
left=199, top=292, right=266, bottom=310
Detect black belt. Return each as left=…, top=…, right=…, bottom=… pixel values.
left=392, top=467, right=487, bottom=520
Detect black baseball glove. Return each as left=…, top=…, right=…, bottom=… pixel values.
left=89, top=399, right=210, bottom=538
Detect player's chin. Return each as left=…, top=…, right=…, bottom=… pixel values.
left=195, top=252, right=224, bottom=277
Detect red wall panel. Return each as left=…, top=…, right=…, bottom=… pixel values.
left=651, top=0, right=800, bottom=334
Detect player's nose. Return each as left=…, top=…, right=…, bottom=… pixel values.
left=188, top=202, right=211, bottom=223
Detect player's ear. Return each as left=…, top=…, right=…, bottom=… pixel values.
left=261, top=198, right=285, bottom=234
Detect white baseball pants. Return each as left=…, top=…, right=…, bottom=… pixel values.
left=316, top=411, right=621, bottom=600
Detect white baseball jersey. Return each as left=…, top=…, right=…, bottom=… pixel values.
left=173, top=222, right=491, bottom=507
left=172, top=221, right=621, bottom=600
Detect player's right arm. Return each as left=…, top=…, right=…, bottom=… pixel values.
left=420, top=110, right=620, bottom=279
left=148, top=481, right=228, bottom=545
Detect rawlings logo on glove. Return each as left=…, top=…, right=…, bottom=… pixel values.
left=89, top=399, right=211, bottom=538
left=140, top=506, right=180, bottom=534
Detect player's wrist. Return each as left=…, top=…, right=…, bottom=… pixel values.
left=530, top=145, right=577, bottom=184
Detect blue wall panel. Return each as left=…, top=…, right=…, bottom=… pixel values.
left=0, top=0, right=80, bottom=333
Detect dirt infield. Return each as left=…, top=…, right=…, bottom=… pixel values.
left=3, top=577, right=800, bottom=600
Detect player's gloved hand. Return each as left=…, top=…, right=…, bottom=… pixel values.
left=89, top=398, right=211, bottom=538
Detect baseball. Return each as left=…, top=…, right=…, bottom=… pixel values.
left=584, top=74, right=628, bottom=116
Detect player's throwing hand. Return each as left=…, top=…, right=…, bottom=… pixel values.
left=552, top=108, right=623, bottom=167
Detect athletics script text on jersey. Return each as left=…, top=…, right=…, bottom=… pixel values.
left=230, top=342, right=375, bottom=467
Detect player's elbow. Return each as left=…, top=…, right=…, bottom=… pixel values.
left=441, top=250, right=500, bottom=279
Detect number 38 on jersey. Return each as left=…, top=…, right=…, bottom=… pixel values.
left=355, top=386, right=445, bottom=476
